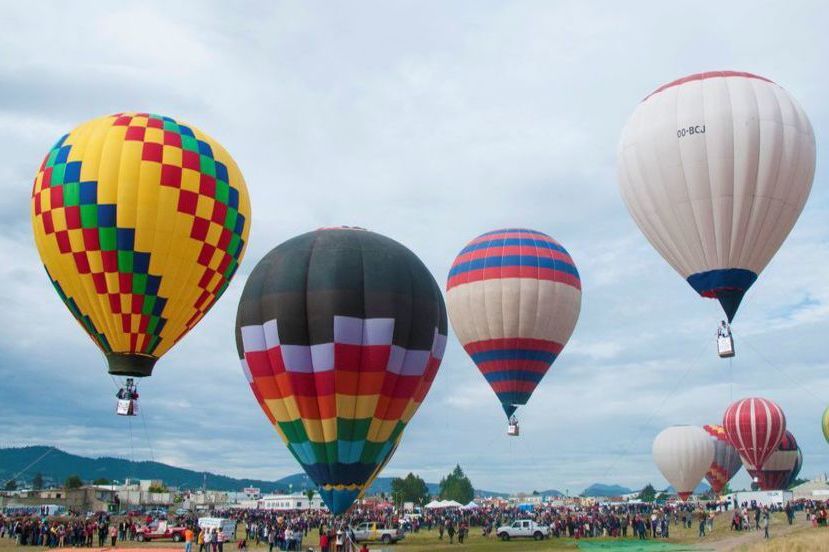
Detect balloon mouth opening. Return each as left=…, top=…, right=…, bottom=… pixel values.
left=677, top=491, right=692, bottom=501
left=106, top=353, right=157, bottom=377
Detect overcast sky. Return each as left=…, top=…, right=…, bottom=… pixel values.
left=1, top=1, right=827, bottom=495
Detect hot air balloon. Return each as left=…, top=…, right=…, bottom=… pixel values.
left=618, top=72, right=816, bottom=333
left=445, top=229, right=581, bottom=434
left=823, top=406, right=829, bottom=444
left=723, top=397, right=786, bottom=474
left=702, top=424, right=742, bottom=494
left=652, top=426, right=714, bottom=501
left=235, top=228, right=447, bottom=515
left=745, top=430, right=799, bottom=490
left=785, top=447, right=803, bottom=489
left=31, top=113, right=250, bottom=407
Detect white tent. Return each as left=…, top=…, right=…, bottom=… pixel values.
left=462, top=501, right=479, bottom=510
left=424, top=499, right=463, bottom=509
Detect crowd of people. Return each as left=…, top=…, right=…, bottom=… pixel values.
left=0, top=513, right=119, bottom=548
left=0, top=497, right=826, bottom=551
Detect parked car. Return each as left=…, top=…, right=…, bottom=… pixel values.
left=496, top=519, right=550, bottom=541
left=351, top=522, right=405, bottom=545
left=135, top=521, right=187, bottom=542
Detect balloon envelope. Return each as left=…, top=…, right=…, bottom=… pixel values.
left=823, top=406, right=829, bottom=444
left=785, top=447, right=803, bottom=489
left=723, top=397, right=786, bottom=472
left=618, top=71, right=815, bottom=321
left=652, top=426, right=714, bottom=501
left=236, top=228, right=447, bottom=515
left=703, top=424, right=742, bottom=494
left=31, top=113, right=251, bottom=376
left=745, top=431, right=799, bottom=491
left=446, top=229, right=581, bottom=419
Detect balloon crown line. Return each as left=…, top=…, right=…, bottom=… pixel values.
left=316, top=226, right=368, bottom=231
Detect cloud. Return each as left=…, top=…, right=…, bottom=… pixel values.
left=1, top=1, right=828, bottom=494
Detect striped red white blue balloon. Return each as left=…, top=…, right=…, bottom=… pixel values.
left=446, top=229, right=581, bottom=420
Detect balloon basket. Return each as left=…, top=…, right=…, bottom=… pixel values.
left=717, top=334, right=735, bottom=359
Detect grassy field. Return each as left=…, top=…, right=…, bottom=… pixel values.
left=0, top=513, right=825, bottom=552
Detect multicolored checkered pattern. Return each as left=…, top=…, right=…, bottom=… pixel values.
left=31, top=113, right=250, bottom=375
left=446, top=229, right=581, bottom=419
left=702, top=424, right=742, bottom=494
left=236, top=229, right=448, bottom=515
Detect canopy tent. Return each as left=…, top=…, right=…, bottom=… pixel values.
left=462, top=501, right=480, bottom=510
left=424, top=499, right=463, bottom=509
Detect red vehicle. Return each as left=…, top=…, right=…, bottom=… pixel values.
left=135, top=521, right=187, bottom=542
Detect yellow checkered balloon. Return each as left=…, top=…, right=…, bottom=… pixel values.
left=31, top=113, right=251, bottom=377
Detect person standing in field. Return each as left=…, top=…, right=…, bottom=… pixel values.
left=205, top=527, right=214, bottom=552
left=197, top=528, right=206, bottom=552
left=109, top=524, right=118, bottom=547
left=217, top=527, right=225, bottom=552
left=184, top=526, right=194, bottom=552
left=761, top=511, right=769, bottom=539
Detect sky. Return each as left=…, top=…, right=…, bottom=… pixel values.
left=0, top=1, right=827, bottom=495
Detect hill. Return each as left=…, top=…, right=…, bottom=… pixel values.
left=664, top=482, right=711, bottom=495
left=0, top=446, right=287, bottom=492
left=581, top=483, right=633, bottom=497
left=0, top=447, right=508, bottom=497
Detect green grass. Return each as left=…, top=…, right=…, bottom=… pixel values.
left=0, top=513, right=822, bottom=552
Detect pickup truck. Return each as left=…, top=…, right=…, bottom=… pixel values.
left=351, top=522, right=405, bottom=545
left=496, top=519, right=550, bottom=541
left=135, top=521, right=187, bottom=542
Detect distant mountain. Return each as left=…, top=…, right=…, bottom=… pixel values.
left=0, top=447, right=288, bottom=492
left=581, top=483, right=633, bottom=497
left=0, top=447, right=506, bottom=498
left=535, top=489, right=564, bottom=497
left=664, top=482, right=711, bottom=495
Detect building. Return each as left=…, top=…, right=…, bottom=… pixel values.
left=790, top=475, right=829, bottom=500
left=0, top=486, right=117, bottom=513
left=722, top=490, right=793, bottom=508
left=259, top=493, right=325, bottom=511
